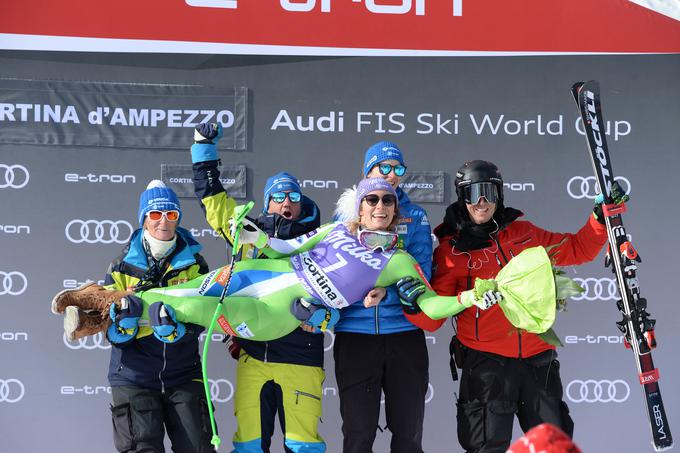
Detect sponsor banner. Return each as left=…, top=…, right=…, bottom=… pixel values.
left=399, top=170, right=444, bottom=203
left=1, top=0, right=680, bottom=54
left=161, top=163, right=247, bottom=198
left=0, top=79, right=247, bottom=150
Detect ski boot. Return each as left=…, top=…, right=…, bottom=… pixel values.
left=107, top=295, right=144, bottom=345
left=148, top=302, right=186, bottom=343
left=63, top=307, right=110, bottom=342
left=52, top=282, right=130, bottom=315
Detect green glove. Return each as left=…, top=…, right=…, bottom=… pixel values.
left=593, top=181, right=629, bottom=224
left=458, top=278, right=502, bottom=310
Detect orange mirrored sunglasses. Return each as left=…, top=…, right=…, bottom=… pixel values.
left=147, top=210, right=180, bottom=222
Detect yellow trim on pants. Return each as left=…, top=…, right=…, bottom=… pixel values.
left=233, top=354, right=325, bottom=446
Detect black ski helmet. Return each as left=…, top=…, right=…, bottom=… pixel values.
left=454, top=160, right=504, bottom=203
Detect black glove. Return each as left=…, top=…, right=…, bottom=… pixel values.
left=194, top=122, right=222, bottom=144
left=396, top=277, right=425, bottom=315
left=593, top=181, right=629, bottom=224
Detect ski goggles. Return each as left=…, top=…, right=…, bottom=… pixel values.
left=461, top=182, right=499, bottom=205
left=147, top=210, right=180, bottom=222
left=362, top=194, right=397, bottom=207
left=270, top=191, right=302, bottom=203
left=358, top=229, right=399, bottom=252
left=377, top=163, right=407, bottom=177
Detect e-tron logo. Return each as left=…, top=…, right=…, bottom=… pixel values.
left=208, top=378, right=234, bottom=403
left=0, top=379, right=25, bottom=403
left=0, top=164, right=29, bottom=189
left=65, top=219, right=133, bottom=244
left=63, top=332, right=111, bottom=350
left=572, top=278, right=618, bottom=301
left=566, top=176, right=630, bottom=200
left=566, top=379, right=630, bottom=403
left=0, top=271, right=28, bottom=296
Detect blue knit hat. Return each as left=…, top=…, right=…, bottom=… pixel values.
left=138, top=180, right=182, bottom=226
left=363, top=141, right=405, bottom=176
left=355, top=178, right=398, bottom=215
left=263, top=172, right=302, bottom=213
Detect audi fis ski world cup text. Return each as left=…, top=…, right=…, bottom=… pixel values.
left=270, top=110, right=632, bottom=140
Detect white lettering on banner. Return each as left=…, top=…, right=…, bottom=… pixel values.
left=356, top=112, right=405, bottom=134
left=564, top=335, right=624, bottom=345
left=63, top=279, right=105, bottom=288
left=575, top=115, right=631, bottom=142
left=271, top=110, right=344, bottom=132
left=300, top=180, right=339, bottom=189
left=198, top=270, right=219, bottom=296
left=60, top=385, right=111, bottom=396
left=199, top=332, right=226, bottom=342
left=503, top=182, right=535, bottom=192
left=416, top=113, right=459, bottom=135
left=469, top=114, right=563, bottom=136
left=0, top=332, right=28, bottom=341
left=323, top=387, right=337, bottom=397
left=168, top=177, right=236, bottom=185
left=185, top=0, right=237, bottom=9
left=87, top=108, right=234, bottom=128
left=64, top=173, right=136, bottom=184
left=0, top=225, right=30, bottom=234
left=400, top=182, right=434, bottom=189
left=0, top=103, right=80, bottom=123
left=189, top=0, right=465, bottom=16
left=190, top=228, right=221, bottom=238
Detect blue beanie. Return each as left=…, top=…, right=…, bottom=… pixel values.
left=363, top=141, right=405, bottom=176
left=355, top=178, right=398, bottom=215
left=263, top=172, right=302, bottom=213
left=138, top=180, right=182, bottom=226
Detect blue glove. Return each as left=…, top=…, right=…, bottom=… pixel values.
left=396, top=277, right=425, bottom=315
left=593, top=181, right=629, bottom=224
left=291, top=298, right=339, bottom=333
left=149, top=302, right=186, bottom=344
left=106, top=295, right=143, bottom=345
left=191, top=123, right=223, bottom=163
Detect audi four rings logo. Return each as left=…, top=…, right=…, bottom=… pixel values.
left=65, top=219, right=133, bottom=244
left=63, top=332, right=111, bottom=350
left=0, top=271, right=27, bottom=296
left=0, top=379, right=25, bottom=403
left=566, top=176, right=631, bottom=200
left=572, top=278, right=618, bottom=301
left=566, top=379, right=630, bottom=403
left=324, top=330, right=335, bottom=352
left=0, top=164, right=29, bottom=189
left=209, top=378, right=234, bottom=403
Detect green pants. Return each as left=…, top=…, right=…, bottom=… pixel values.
left=232, top=354, right=326, bottom=452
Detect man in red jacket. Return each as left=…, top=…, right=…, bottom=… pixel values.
left=407, top=160, right=622, bottom=452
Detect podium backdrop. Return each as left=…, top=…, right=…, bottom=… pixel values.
left=1, top=2, right=679, bottom=451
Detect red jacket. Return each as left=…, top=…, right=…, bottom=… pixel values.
left=410, top=211, right=607, bottom=358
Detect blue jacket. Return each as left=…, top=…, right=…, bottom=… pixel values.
left=105, top=228, right=209, bottom=390
left=334, top=188, right=433, bottom=334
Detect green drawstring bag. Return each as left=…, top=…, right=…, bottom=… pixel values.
left=494, top=246, right=557, bottom=334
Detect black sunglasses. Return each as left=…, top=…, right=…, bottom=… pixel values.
left=362, top=194, right=397, bottom=207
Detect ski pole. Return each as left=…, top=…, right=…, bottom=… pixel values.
left=201, top=200, right=255, bottom=450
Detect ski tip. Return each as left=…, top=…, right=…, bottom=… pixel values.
left=570, top=81, right=584, bottom=102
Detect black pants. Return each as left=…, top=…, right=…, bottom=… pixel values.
left=110, top=381, right=215, bottom=453
left=456, top=347, right=574, bottom=453
left=334, top=330, right=429, bottom=453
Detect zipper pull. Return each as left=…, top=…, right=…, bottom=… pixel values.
left=495, top=254, right=502, bottom=266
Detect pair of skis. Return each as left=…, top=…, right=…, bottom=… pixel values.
left=572, top=81, right=672, bottom=451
